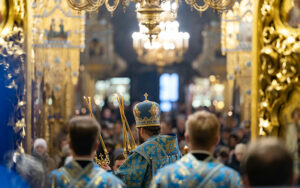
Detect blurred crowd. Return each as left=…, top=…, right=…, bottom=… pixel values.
left=43, top=101, right=251, bottom=175
left=1, top=98, right=299, bottom=187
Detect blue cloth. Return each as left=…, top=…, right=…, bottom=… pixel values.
left=0, top=165, right=29, bottom=188
left=49, top=160, right=125, bottom=188
left=151, top=153, right=242, bottom=188
left=116, top=134, right=182, bottom=188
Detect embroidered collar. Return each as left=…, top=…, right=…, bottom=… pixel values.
left=185, top=152, right=218, bottom=163
left=73, top=156, right=93, bottom=161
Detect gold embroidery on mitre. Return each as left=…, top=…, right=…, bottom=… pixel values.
left=134, top=100, right=160, bottom=127
left=133, top=105, right=142, bottom=121
left=134, top=103, right=159, bottom=121
left=149, top=102, right=159, bottom=119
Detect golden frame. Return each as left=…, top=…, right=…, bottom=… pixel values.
left=0, top=0, right=16, bottom=35
left=280, top=0, right=300, bottom=31
left=252, top=0, right=300, bottom=138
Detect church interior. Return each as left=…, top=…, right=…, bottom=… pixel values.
left=0, top=0, right=300, bottom=186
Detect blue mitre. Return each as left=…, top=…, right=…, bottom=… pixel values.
left=134, top=93, right=160, bottom=128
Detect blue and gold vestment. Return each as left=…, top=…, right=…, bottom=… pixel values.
left=151, top=153, right=242, bottom=188
left=49, top=160, right=125, bottom=188
left=115, top=134, right=181, bottom=188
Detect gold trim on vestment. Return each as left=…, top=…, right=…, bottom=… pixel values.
left=136, top=124, right=160, bottom=128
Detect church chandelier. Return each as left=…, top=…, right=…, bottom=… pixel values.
left=67, top=0, right=237, bottom=40
left=132, top=1, right=190, bottom=67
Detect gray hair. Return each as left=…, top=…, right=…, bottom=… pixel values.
left=7, top=153, right=47, bottom=188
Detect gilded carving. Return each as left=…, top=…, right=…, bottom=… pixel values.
left=254, top=0, right=300, bottom=136
left=0, top=0, right=26, bottom=152
left=221, top=0, right=253, bottom=121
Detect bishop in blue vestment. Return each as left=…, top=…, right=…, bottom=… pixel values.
left=115, top=95, right=182, bottom=188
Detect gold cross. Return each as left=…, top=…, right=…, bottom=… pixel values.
left=144, top=93, right=148, bottom=100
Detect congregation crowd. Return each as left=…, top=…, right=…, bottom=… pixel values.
left=0, top=97, right=297, bottom=187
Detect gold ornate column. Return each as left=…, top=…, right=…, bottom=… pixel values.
left=252, top=0, right=300, bottom=138
left=225, top=52, right=252, bottom=121
left=221, top=0, right=253, bottom=121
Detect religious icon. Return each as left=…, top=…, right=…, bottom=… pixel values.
left=48, top=19, right=55, bottom=38
left=47, top=19, right=68, bottom=40
left=59, top=19, right=65, bottom=37
left=287, top=0, right=300, bottom=28
left=88, top=38, right=104, bottom=57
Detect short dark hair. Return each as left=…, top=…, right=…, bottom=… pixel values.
left=69, top=116, right=100, bottom=156
left=139, top=126, right=161, bottom=136
left=229, top=134, right=239, bottom=141
left=219, top=147, right=229, bottom=158
left=114, top=153, right=125, bottom=162
left=241, top=138, right=293, bottom=186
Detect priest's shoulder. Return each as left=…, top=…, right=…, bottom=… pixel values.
left=95, top=168, right=124, bottom=186
left=218, top=163, right=240, bottom=176
left=154, top=161, right=183, bottom=177
left=133, top=136, right=160, bottom=157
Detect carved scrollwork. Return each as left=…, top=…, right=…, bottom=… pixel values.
left=257, top=0, right=300, bottom=135
left=0, top=27, right=26, bottom=153
left=0, top=0, right=26, bottom=154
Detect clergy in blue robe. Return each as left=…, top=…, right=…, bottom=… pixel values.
left=50, top=160, right=124, bottom=188
left=115, top=95, right=182, bottom=188
left=151, top=111, right=241, bottom=188
left=151, top=153, right=241, bottom=188
left=49, top=116, right=124, bottom=188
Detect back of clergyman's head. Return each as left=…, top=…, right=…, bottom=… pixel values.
left=69, top=116, right=100, bottom=156
left=185, top=111, right=220, bottom=149
left=241, top=137, right=294, bottom=186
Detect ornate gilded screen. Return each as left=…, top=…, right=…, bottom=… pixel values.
left=252, top=0, right=300, bottom=140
